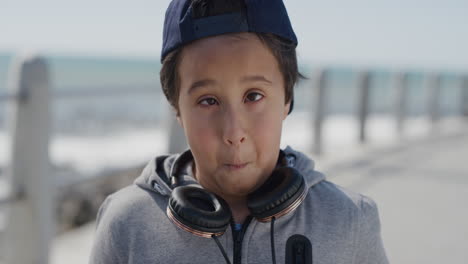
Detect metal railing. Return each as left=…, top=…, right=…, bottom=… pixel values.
left=0, top=93, right=20, bottom=102
left=310, top=70, right=468, bottom=155
left=0, top=54, right=186, bottom=264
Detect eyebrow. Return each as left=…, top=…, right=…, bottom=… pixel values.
left=187, top=75, right=272, bottom=95
left=240, top=75, right=273, bottom=85
left=187, top=79, right=217, bottom=95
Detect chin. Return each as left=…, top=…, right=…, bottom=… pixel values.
left=218, top=175, right=263, bottom=196
left=226, top=185, right=255, bottom=196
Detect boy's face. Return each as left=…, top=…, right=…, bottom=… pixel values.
left=177, top=33, right=290, bottom=198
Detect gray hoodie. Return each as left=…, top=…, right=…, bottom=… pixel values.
left=89, top=146, right=389, bottom=264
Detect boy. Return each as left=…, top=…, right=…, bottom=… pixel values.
left=89, top=0, right=389, bottom=263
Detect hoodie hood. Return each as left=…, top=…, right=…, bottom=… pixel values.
left=134, top=145, right=326, bottom=198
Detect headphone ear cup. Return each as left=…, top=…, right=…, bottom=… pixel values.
left=168, top=185, right=232, bottom=237
left=247, top=167, right=306, bottom=221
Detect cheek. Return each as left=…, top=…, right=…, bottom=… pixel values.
left=183, top=112, right=219, bottom=162
left=251, top=108, right=284, bottom=153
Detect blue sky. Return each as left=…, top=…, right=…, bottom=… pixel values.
left=1, top=0, right=467, bottom=70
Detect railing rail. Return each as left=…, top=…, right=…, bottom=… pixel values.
left=0, top=93, right=19, bottom=102
left=53, top=84, right=157, bottom=98
left=0, top=84, right=157, bottom=102
left=0, top=187, right=25, bottom=206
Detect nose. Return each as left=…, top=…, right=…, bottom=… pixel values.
left=222, top=109, right=246, bottom=147
left=226, top=136, right=245, bottom=146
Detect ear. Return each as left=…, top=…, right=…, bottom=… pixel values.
left=283, top=100, right=291, bottom=120
left=176, top=114, right=183, bottom=128
left=172, top=106, right=184, bottom=128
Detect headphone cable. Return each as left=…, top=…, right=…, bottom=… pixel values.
left=212, top=234, right=232, bottom=264
left=271, top=217, right=277, bottom=264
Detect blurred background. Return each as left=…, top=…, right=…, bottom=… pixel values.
left=0, top=0, right=467, bottom=263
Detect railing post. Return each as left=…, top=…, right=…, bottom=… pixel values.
left=311, top=68, right=327, bottom=155
left=461, top=76, right=468, bottom=119
left=427, top=73, right=442, bottom=129
left=4, top=55, right=52, bottom=264
left=357, top=71, right=371, bottom=143
left=394, top=72, right=409, bottom=137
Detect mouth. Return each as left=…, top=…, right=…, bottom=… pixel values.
left=224, top=162, right=249, bottom=170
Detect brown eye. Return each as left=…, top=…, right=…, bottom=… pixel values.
left=245, top=92, right=264, bottom=102
left=199, top=97, right=218, bottom=106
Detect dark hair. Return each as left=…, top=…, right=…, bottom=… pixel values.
left=160, top=0, right=304, bottom=114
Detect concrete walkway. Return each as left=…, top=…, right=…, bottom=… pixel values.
left=51, top=222, right=95, bottom=264
left=329, top=130, right=468, bottom=264
left=51, top=130, right=468, bottom=264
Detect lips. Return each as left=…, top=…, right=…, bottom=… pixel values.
left=224, top=162, right=249, bottom=170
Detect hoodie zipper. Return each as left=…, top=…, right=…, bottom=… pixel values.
left=231, top=216, right=253, bottom=264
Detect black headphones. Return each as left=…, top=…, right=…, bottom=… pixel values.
left=166, top=150, right=308, bottom=238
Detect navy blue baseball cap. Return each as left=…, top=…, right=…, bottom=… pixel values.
left=161, top=0, right=297, bottom=114
left=161, top=0, right=297, bottom=61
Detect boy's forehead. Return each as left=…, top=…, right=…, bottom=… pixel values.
left=182, top=33, right=262, bottom=56
left=179, top=33, right=278, bottom=76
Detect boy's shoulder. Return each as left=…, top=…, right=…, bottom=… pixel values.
left=95, top=183, right=167, bottom=229
left=311, top=179, right=378, bottom=212
left=284, top=146, right=378, bottom=215
left=303, top=178, right=381, bottom=234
